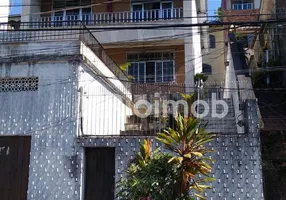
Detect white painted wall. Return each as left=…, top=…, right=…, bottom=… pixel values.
left=224, top=44, right=245, bottom=134
left=79, top=42, right=132, bottom=135
left=78, top=64, right=132, bottom=136
left=183, top=0, right=203, bottom=93
left=0, top=0, right=10, bottom=28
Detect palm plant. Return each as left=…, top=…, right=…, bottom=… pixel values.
left=156, top=114, right=215, bottom=199
left=117, top=115, right=214, bottom=200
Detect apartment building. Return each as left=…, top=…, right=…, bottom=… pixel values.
left=20, top=0, right=211, bottom=94
left=222, top=0, right=261, bottom=53
left=222, top=0, right=260, bottom=22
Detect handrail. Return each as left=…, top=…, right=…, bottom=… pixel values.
left=32, top=8, right=183, bottom=25
left=79, top=22, right=129, bottom=81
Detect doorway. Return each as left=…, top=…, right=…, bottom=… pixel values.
left=84, top=147, right=115, bottom=200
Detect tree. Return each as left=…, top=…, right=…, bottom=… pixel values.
left=117, top=115, right=215, bottom=200
left=217, top=7, right=222, bottom=22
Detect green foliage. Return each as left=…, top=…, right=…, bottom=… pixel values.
left=119, top=63, right=135, bottom=81
left=217, top=7, right=222, bottom=22
left=117, top=115, right=215, bottom=200
left=119, top=63, right=131, bottom=73
left=194, top=73, right=208, bottom=86
left=180, top=93, right=196, bottom=106
left=157, top=115, right=215, bottom=198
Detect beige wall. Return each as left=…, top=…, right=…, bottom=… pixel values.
left=106, top=45, right=185, bottom=83
left=203, top=26, right=225, bottom=82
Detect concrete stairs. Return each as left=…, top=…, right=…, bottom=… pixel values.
left=198, top=98, right=237, bottom=134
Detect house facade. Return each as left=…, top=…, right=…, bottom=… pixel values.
left=20, top=0, right=211, bottom=94
left=0, top=0, right=265, bottom=199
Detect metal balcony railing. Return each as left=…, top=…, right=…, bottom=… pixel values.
left=131, top=82, right=186, bottom=95
left=33, top=8, right=183, bottom=26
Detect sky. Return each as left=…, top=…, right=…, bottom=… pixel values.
left=9, top=0, right=22, bottom=15
left=9, top=0, right=222, bottom=17
left=208, top=0, right=222, bottom=21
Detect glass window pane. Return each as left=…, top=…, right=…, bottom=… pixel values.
left=54, top=12, right=64, bottom=26
left=163, top=61, right=174, bottom=82
left=139, top=63, right=145, bottom=83
left=146, top=62, right=155, bottom=83
left=162, top=3, right=172, bottom=19
left=156, top=62, right=162, bottom=82
left=128, top=63, right=139, bottom=82
left=132, top=4, right=143, bottom=21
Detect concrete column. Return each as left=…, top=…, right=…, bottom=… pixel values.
left=196, top=0, right=209, bottom=54
left=183, top=0, right=203, bottom=93
left=0, top=0, right=9, bottom=29
left=21, top=0, right=41, bottom=23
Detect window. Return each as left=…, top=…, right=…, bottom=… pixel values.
left=52, top=0, right=91, bottom=24
left=232, top=0, right=253, bottom=10
left=202, top=64, right=212, bottom=75
left=127, top=52, right=175, bottom=83
left=131, top=1, right=173, bottom=21
left=209, top=34, right=216, bottom=48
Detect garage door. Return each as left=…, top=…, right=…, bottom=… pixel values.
left=0, top=136, right=31, bottom=200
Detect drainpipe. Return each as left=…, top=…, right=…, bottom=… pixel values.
left=265, top=49, right=270, bottom=86
left=79, top=87, right=84, bottom=136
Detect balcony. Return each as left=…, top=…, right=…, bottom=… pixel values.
left=131, top=82, right=186, bottom=95
left=223, top=9, right=259, bottom=23
left=34, top=8, right=183, bottom=26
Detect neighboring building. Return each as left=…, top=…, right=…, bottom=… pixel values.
left=202, top=23, right=225, bottom=83
left=222, top=0, right=260, bottom=22
left=222, top=0, right=261, bottom=52
left=249, top=1, right=286, bottom=199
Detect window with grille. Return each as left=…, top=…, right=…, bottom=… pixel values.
left=0, top=77, right=39, bottom=92
left=127, top=52, right=174, bottom=83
